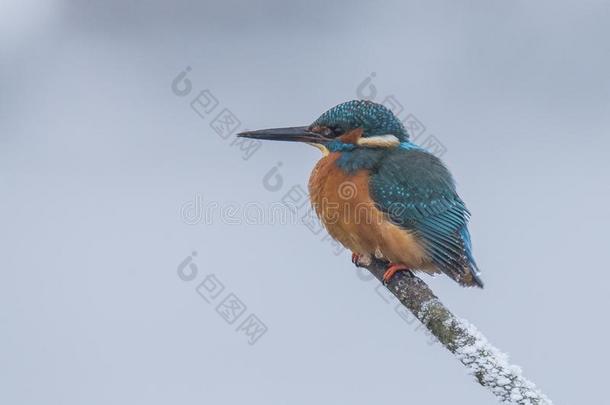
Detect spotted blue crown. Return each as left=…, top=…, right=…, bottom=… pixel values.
left=311, top=100, right=409, bottom=141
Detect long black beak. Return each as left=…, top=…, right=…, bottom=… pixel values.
left=237, top=126, right=329, bottom=144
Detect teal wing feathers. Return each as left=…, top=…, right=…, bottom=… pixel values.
left=369, top=146, right=483, bottom=287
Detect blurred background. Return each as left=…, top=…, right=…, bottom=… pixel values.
left=2, top=1, right=609, bottom=403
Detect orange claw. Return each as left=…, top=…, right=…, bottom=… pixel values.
left=351, top=252, right=360, bottom=265
left=383, top=263, right=410, bottom=284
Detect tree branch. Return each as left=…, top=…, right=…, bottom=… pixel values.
left=364, top=258, right=553, bottom=404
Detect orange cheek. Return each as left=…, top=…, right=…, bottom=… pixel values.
left=337, top=128, right=364, bottom=144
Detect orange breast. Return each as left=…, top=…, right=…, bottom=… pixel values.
left=308, top=153, right=433, bottom=271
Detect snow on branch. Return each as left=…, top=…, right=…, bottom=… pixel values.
left=363, top=258, right=553, bottom=404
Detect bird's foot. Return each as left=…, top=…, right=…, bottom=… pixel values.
left=383, top=263, right=411, bottom=285
left=351, top=252, right=371, bottom=267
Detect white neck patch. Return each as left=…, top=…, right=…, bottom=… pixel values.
left=356, top=134, right=400, bottom=148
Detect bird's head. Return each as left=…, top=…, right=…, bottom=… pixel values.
left=238, top=100, right=409, bottom=153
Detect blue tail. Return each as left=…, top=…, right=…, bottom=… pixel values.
left=460, top=226, right=484, bottom=288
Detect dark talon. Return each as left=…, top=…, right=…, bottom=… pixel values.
left=351, top=252, right=362, bottom=267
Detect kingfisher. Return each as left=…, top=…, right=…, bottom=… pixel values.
left=238, top=100, right=483, bottom=288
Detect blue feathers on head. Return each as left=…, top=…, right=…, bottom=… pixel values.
left=311, top=100, right=409, bottom=141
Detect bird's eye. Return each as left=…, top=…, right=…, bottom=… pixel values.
left=320, top=127, right=332, bottom=137
left=325, top=126, right=345, bottom=137
left=333, top=126, right=345, bottom=136
left=314, top=126, right=345, bottom=138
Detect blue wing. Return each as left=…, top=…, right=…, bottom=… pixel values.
left=369, top=144, right=483, bottom=287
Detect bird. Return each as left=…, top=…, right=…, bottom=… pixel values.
left=238, top=100, right=483, bottom=288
